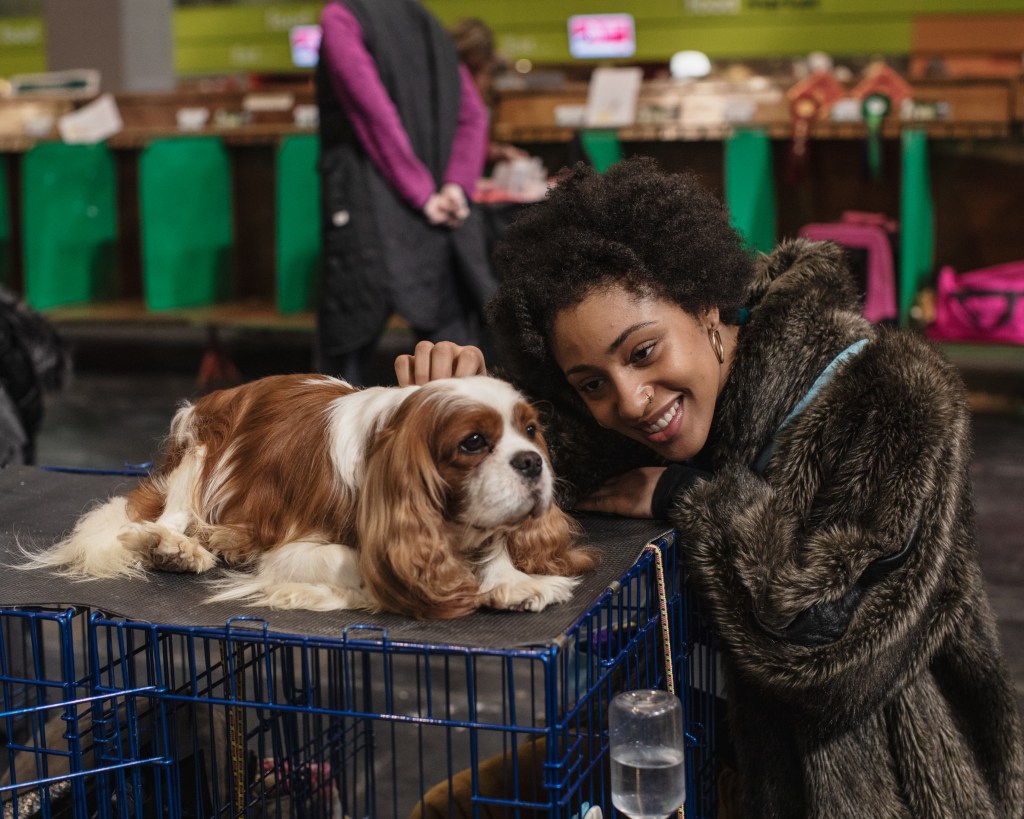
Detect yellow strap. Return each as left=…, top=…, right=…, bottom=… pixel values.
left=644, top=541, right=685, bottom=818
left=221, top=641, right=248, bottom=814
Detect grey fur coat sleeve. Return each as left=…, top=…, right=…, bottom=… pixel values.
left=670, top=329, right=986, bottom=730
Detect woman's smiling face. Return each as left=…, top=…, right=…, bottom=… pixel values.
left=551, top=284, right=726, bottom=462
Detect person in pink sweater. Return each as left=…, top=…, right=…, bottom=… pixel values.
left=315, top=0, right=495, bottom=384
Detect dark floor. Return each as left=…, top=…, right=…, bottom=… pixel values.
left=31, top=327, right=1024, bottom=732
left=967, top=411, right=1024, bottom=721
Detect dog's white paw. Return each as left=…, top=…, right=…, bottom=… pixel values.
left=118, top=523, right=217, bottom=573
left=488, top=574, right=580, bottom=613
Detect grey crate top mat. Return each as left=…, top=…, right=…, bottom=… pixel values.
left=0, top=466, right=673, bottom=650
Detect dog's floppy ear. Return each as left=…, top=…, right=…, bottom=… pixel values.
left=357, top=409, right=480, bottom=620
left=505, top=504, right=601, bottom=577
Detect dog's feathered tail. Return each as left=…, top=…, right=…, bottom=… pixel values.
left=16, top=496, right=148, bottom=579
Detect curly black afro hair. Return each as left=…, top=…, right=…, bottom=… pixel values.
left=487, top=156, right=756, bottom=406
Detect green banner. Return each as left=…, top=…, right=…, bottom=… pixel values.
left=174, top=4, right=321, bottom=75
left=424, top=0, right=1024, bottom=61
left=0, top=17, right=46, bottom=77
left=3, top=2, right=1023, bottom=78
left=174, top=4, right=321, bottom=39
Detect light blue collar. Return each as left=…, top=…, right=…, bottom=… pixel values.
left=753, top=339, right=870, bottom=474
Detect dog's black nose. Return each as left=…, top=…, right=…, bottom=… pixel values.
left=510, top=451, right=543, bottom=480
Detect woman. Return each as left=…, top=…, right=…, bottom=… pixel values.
left=397, top=158, right=1024, bottom=817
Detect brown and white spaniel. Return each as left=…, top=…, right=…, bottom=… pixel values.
left=25, top=374, right=599, bottom=619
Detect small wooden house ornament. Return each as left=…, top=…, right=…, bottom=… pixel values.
left=785, top=71, right=845, bottom=181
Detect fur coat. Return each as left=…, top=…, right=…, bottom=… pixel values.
left=548, top=239, right=1024, bottom=817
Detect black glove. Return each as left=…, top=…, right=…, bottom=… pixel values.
left=754, top=520, right=918, bottom=646
left=651, top=463, right=712, bottom=519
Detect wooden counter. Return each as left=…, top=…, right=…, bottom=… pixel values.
left=2, top=77, right=1023, bottom=334
left=0, top=84, right=317, bottom=152
left=492, top=76, right=1022, bottom=144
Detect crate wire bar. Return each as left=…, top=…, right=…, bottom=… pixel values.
left=0, top=608, right=166, bottom=819
left=2, top=532, right=717, bottom=818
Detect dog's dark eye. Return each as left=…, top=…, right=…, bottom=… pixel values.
left=459, top=433, right=489, bottom=454
left=525, top=424, right=537, bottom=438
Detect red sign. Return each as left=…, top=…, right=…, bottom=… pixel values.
left=568, top=14, right=636, bottom=59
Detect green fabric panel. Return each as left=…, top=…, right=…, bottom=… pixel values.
left=275, top=134, right=321, bottom=314
left=21, top=143, right=118, bottom=310
left=579, top=129, right=622, bottom=173
left=724, top=128, right=776, bottom=254
left=0, top=159, right=10, bottom=288
left=139, top=137, right=233, bottom=311
left=899, top=129, right=935, bottom=327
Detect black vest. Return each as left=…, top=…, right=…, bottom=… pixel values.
left=314, top=0, right=494, bottom=357
left=316, top=0, right=460, bottom=183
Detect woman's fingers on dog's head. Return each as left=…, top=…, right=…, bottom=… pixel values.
left=395, top=341, right=486, bottom=386
left=417, top=340, right=449, bottom=384
left=452, top=346, right=486, bottom=378
left=394, top=353, right=415, bottom=386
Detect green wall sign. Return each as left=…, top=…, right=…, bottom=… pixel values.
left=1, top=2, right=1022, bottom=79
left=425, top=0, right=1024, bottom=62
left=174, top=4, right=322, bottom=75
left=0, top=17, right=46, bottom=77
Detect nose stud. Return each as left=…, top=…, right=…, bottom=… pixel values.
left=645, top=392, right=653, bottom=407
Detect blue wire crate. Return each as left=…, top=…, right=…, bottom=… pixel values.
left=3, top=531, right=718, bottom=819
left=85, top=532, right=717, bottom=819
left=0, top=607, right=165, bottom=819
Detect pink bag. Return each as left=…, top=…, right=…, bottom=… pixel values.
left=927, top=261, right=1024, bottom=345
left=798, top=211, right=899, bottom=324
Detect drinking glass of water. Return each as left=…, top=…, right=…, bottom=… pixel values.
left=609, top=689, right=685, bottom=819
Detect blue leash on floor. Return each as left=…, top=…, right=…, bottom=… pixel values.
left=40, top=462, right=153, bottom=477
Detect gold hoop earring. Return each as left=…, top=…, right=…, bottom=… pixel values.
left=709, top=327, right=725, bottom=364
